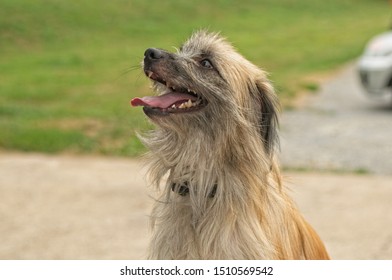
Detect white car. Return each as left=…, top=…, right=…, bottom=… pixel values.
left=358, top=31, right=392, bottom=97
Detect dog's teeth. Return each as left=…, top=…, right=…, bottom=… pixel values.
left=173, top=99, right=198, bottom=110
left=184, top=100, right=188, bottom=106
left=181, top=100, right=191, bottom=109
left=148, top=72, right=153, bottom=78
left=187, top=89, right=191, bottom=93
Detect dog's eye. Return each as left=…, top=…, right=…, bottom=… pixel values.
left=200, top=59, right=213, bottom=69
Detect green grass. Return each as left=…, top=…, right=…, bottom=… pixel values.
left=0, top=0, right=389, bottom=156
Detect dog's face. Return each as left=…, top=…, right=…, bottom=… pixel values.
left=131, top=31, right=279, bottom=155
left=132, top=32, right=233, bottom=118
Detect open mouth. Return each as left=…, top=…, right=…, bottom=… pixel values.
left=130, top=70, right=207, bottom=116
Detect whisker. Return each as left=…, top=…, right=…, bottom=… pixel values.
left=115, top=65, right=142, bottom=82
left=121, top=65, right=141, bottom=76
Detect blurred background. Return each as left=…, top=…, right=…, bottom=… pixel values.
left=0, top=0, right=389, bottom=156
left=0, top=0, right=391, bottom=260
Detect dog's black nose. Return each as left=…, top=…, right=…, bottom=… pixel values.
left=144, top=48, right=164, bottom=60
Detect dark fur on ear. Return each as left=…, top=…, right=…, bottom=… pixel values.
left=255, top=80, right=280, bottom=156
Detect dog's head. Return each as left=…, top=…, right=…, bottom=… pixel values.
left=131, top=31, right=280, bottom=155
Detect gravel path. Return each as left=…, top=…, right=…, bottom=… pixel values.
left=280, top=63, right=392, bottom=175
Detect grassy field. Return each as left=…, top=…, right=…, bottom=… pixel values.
left=0, top=0, right=390, bottom=156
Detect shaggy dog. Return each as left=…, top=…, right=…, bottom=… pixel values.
left=131, top=31, right=329, bottom=260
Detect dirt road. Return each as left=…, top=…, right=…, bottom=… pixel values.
left=1, top=153, right=391, bottom=260
left=0, top=154, right=150, bottom=259
left=1, top=63, right=392, bottom=260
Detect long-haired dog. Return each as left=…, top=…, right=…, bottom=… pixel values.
left=131, top=31, right=329, bottom=259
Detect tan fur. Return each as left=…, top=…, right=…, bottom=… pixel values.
left=137, top=31, right=329, bottom=259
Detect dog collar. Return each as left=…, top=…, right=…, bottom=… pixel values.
left=171, top=182, right=217, bottom=198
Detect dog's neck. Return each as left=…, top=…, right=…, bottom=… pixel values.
left=143, top=120, right=284, bottom=259
left=142, top=122, right=276, bottom=198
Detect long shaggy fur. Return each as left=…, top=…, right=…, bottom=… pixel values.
left=137, top=31, right=329, bottom=259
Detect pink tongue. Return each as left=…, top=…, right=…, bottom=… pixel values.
left=131, top=92, right=197, bottom=109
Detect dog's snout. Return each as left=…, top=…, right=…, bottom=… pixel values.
left=144, top=48, right=164, bottom=61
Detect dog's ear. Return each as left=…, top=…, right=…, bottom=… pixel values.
left=252, top=79, right=280, bottom=156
